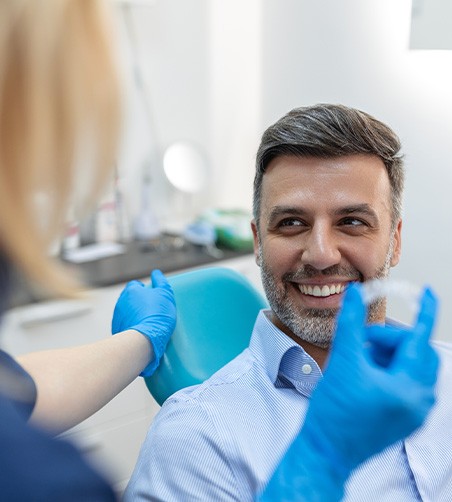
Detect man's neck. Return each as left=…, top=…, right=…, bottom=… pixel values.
left=271, top=313, right=330, bottom=369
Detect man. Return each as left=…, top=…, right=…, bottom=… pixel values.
left=124, top=104, right=452, bottom=500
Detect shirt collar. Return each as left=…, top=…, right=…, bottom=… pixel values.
left=249, top=310, right=323, bottom=397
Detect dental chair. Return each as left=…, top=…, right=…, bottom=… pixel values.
left=144, top=267, right=268, bottom=405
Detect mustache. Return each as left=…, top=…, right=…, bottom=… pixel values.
left=282, top=264, right=363, bottom=282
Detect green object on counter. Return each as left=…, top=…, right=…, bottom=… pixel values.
left=200, top=208, right=254, bottom=251
left=216, top=227, right=253, bottom=251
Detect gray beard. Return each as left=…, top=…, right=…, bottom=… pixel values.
left=258, top=240, right=394, bottom=349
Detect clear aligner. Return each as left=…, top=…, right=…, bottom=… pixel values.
left=361, top=279, right=423, bottom=313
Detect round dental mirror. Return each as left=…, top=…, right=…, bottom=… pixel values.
left=163, top=141, right=208, bottom=194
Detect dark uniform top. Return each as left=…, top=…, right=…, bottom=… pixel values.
left=0, top=254, right=116, bottom=501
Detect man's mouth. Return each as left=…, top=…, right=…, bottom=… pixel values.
left=298, top=283, right=347, bottom=298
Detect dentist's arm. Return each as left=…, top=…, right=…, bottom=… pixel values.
left=259, top=284, right=439, bottom=502
left=18, top=270, right=175, bottom=434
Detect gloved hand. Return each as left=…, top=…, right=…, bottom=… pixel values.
left=259, top=283, right=439, bottom=502
left=112, top=269, right=176, bottom=377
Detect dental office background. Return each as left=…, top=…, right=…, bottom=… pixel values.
left=96, top=0, right=452, bottom=341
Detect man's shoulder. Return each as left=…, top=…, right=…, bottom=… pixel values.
left=126, top=349, right=269, bottom=501
left=432, top=340, right=452, bottom=382
left=433, top=340, right=452, bottom=368
left=164, top=346, right=265, bottom=408
left=141, top=346, right=273, bottom=470
left=433, top=339, right=452, bottom=354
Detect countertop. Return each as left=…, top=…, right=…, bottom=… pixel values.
left=9, top=237, right=253, bottom=309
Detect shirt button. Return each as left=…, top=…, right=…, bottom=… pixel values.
left=302, top=364, right=312, bottom=375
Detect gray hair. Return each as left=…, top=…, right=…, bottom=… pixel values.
left=253, top=104, right=404, bottom=229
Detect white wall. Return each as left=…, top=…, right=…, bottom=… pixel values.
left=114, top=0, right=211, bottom=229
left=115, top=0, right=262, bottom=230
left=208, top=0, right=262, bottom=212
left=411, top=0, right=452, bottom=49
left=259, top=0, right=452, bottom=341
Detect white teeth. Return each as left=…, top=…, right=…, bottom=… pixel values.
left=299, top=283, right=346, bottom=297
left=321, top=285, right=330, bottom=297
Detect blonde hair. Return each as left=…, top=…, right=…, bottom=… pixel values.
left=0, top=0, right=121, bottom=297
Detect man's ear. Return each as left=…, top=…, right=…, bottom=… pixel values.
left=251, top=220, right=261, bottom=266
left=390, top=219, right=402, bottom=267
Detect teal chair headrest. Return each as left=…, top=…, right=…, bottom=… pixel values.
left=144, top=267, right=268, bottom=405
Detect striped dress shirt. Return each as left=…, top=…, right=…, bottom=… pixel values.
left=124, top=310, right=452, bottom=501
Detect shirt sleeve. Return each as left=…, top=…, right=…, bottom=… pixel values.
left=124, top=396, right=243, bottom=501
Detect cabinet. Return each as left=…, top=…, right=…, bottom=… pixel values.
left=1, top=254, right=261, bottom=495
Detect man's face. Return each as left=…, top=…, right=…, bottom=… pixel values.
left=251, top=154, right=402, bottom=348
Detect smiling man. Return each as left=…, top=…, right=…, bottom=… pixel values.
left=254, top=152, right=401, bottom=367
left=125, top=104, right=452, bottom=501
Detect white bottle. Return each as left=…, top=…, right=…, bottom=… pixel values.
left=134, top=173, right=160, bottom=241
left=62, top=206, right=80, bottom=254
left=96, top=183, right=118, bottom=244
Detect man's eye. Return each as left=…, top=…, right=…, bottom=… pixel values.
left=340, top=217, right=366, bottom=227
left=279, top=218, right=305, bottom=227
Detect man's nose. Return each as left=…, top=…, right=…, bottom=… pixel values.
left=301, top=223, right=341, bottom=271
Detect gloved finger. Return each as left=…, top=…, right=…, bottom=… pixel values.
left=365, top=324, right=410, bottom=368
left=367, top=287, right=436, bottom=354
left=332, top=283, right=366, bottom=354
left=123, top=280, right=145, bottom=292
left=150, top=269, right=171, bottom=290
left=116, top=281, right=144, bottom=304
left=366, top=324, right=408, bottom=348
left=413, top=287, right=438, bottom=346
left=393, top=337, right=439, bottom=387
left=391, top=288, right=439, bottom=381
left=400, top=287, right=437, bottom=359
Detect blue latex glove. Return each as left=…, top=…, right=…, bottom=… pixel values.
left=259, top=283, right=439, bottom=502
left=112, top=270, right=176, bottom=377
